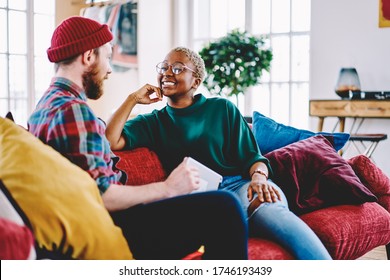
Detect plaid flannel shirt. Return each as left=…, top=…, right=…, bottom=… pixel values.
left=28, top=77, right=125, bottom=193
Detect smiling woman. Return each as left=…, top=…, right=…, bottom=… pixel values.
left=0, top=0, right=55, bottom=126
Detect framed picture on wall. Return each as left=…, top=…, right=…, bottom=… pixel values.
left=379, top=0, right=390, bottom=27
left=82, top=0, right=138, bottom=71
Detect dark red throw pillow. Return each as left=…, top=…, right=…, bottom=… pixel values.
left=264, top=135, right=377, bottom=215
left=0, top=217, right=34, bottom=260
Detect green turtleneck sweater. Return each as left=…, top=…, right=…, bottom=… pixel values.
left=122, top=94, right=271, bottom=178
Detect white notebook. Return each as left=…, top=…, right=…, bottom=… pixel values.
left=186, top=157, right=223, bottom=193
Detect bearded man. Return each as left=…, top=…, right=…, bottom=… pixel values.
left=28, top=16, right=124, bottom=188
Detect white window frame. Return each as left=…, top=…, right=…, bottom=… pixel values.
left=0, top=0, right=54, bottom=125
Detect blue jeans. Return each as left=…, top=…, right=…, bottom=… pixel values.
left=220, top=176, right=332, bottom=260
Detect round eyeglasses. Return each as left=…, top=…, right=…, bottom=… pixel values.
left=156, top=62, right=196, bottom=75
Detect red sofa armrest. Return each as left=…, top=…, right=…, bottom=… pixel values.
left=347, top=155, right=390, bottom=212
left=114, top=148, right=167, bottom=186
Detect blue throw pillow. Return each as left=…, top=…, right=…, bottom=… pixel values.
left=252, top=111, right=350, bottom=154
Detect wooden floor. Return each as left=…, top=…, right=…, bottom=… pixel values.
left=357, top=246, right=387, bottom=260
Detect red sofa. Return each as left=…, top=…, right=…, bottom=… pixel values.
left=115, top=148, right=390, bottom=260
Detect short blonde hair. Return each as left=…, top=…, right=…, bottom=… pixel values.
left=171, top=47, right=205, bottom=82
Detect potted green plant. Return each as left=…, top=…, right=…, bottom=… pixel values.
left=199, top=29, right=273, bottom=105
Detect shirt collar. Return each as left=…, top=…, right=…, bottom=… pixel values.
left=50, top=77, right=88, bottom=102
left=166, top=94, right=206, bottom=116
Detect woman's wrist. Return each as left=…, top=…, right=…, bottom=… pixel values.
left=250, top=169, right=268, bottom=180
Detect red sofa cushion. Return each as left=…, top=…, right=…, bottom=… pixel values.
left=248, top=238, right=293, bottom=260
left=300, top=203, right=390, bottom=259
left=115, top=148, right=167, bottom=185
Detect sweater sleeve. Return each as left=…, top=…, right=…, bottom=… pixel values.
left=225, top=101, right=273, bottom=178
left=122, top=113, right=158, bottom=150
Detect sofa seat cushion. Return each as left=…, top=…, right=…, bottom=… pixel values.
left=115, top=148, right=166, bottom=185
left=248, top=238, right=294, bottom=260
left=300, top=203, right=390, bottom=259
left=182, top=238, right=294, bottom=260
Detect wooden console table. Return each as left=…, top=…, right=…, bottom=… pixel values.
left=309, top=99, right=390, bottom=132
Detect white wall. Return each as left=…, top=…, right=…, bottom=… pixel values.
left=88, top=68, right=139, bottom=121
left=310, top=0, right=390, bottom=176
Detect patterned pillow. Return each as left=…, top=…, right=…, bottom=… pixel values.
left=0, top=117, right=132, bottom=259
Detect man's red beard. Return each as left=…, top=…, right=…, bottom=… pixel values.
left=82, top=63, right=104, bottom=100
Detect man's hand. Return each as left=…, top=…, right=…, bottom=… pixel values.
left=163, top=157, right=202, bottom=197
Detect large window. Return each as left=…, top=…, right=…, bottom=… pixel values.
left=0, top=0, right=55, bottom=126
left=190, top=0, right=311, bottom=128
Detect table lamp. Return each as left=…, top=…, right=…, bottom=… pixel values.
left=335, top=68, right=361, bottom=99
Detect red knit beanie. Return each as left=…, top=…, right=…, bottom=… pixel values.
left=47, top=16, right=113, bottom=63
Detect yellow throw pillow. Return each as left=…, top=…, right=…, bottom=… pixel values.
left=0, top=117, right=133, bottom=260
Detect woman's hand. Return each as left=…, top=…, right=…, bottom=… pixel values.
left=248, top=175, right=281, bottom=203
left=132, top=84, right=163, bottom=104
left=106, top=83, right=162, bottom=150
left=247, top=175, right=281, bottom=216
